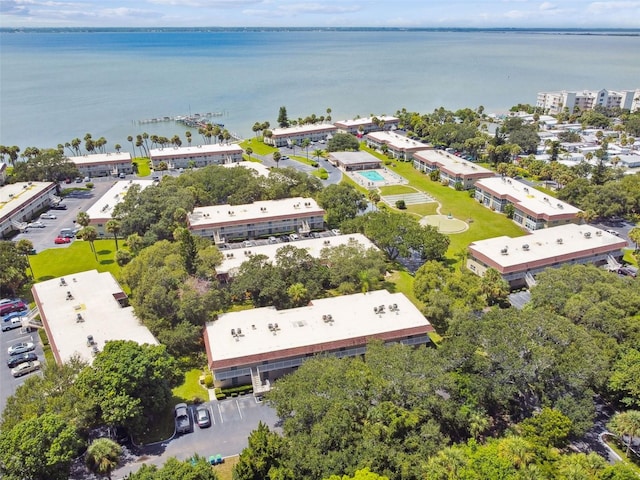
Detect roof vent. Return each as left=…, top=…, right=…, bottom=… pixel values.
left=522, top=244, right=530, bottom=251
left=557, top=203, right=563, bottom=209
left=596, top=230, right=602, bottom=236
left=584, top=232, right=591, bottom=239
left=556, top=238, right=563, bottom=244
left=501, top=247, right=509, bottom=255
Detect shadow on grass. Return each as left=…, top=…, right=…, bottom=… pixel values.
left=100, top=259, right=115, bottom=265
left=37, top=275, right=55, bottom=281
left=96, top=250, right=112, bottom=255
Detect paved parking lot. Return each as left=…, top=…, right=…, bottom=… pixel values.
left=109, top=396, right=280, bottom=479
left=0, top=327, right=44, bottom=413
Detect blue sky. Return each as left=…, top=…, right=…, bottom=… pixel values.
left=1, top=0, right=639, bottom=28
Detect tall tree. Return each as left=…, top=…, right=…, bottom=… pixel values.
left=278, top=106, right=289, bottom=128
left=316, top=184, right=367, bottom=228
left=0, top=241, right=30, bottom=295
left=85, top=438, right=122, bottom=480
left=608, top=410, right=640, bottom=457
left=80, top=226, right=98, bottom=261
left=273, top=151, right=282, bottom=168
left=105, top=219, right=121, bottom=251
left=76, top=211, right=90, bottom=228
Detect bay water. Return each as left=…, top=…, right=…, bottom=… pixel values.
left=1, top=29, right=639, bottom=150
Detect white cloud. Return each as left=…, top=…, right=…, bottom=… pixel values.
left=147, top=0, right=263, bottom=6
left=587, top=0, right=640, bottom=13
left=283, top=3, right=361, bottom=14
left=539, top=2, right=556, bottom=10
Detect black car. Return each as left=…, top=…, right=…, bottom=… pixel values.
left=50, top=203, right=67, bottom=210
left=7, top=352, right=37, bottom=368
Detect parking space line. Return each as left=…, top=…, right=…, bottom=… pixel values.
left=217, top=403, right=224, bottom=424
left=209, top=405, right=216, bottom=425
left=236, top=399, right=243, bottom=420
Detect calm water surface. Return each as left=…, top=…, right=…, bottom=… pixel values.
left=1, top=30, right=639, bottom=149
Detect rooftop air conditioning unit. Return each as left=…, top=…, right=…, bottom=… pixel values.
left=584, top=232, right=591, bottom=238
left=557, top=238, right=563, bottom=244
left=522, top=244, right=530, bottom=251
left=596, top=230, right=602, bottom=236
left=500, top=248, right=509, bottom=255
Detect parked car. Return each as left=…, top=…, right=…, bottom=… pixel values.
left=1, top=317, right=23, bottom=332
left=196, top=406, right=211, bottom=428
left=331, top=229, right=341, bottom=236
left=0, top=300, right=27, bottom=317
left=50, top=203, right=67, bottom=210
left=243, top=240, right=254, bottom=248
left=174, top=403, right=191, bottom=434
left=11, top=360, right=41, bottom=378
left=54, top=236, right=71, bottom=244
left=27, top=221, right=45, bottom=229
left=40, top=213, right=57, bottom=220
left=8, top=341, right=35, bottom=356
left=7, top=352, right=37, bottom=368
left=606, top=229, right=620, bottom=236
left=1, top=310, right=25, bottom=322
left=289, top=233, right=299, bottom=241
left=83, top=176, right=91, bottom=182
left=268, top=236, right=278, bottom=244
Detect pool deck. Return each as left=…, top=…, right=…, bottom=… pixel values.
left=346, top=168, right=408, bottom=188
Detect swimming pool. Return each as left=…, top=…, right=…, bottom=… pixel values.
left=358, top=170, right=385, bottom=182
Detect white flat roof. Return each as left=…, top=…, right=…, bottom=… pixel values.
left=189, top=197, right=324, bottom=228
left=206, top=290, right=431, bottom=365
left=475, top=177, right=581, bottom=217
left=414, top=150, right=494, bottom=176
left=69, top=152, right=132, bottom=165
left=218, top=233, right=376, bottom=276
left=270, top=124, right=337, bottom=136
left=334, top=116, right=399, bottom=127
left=1, top=182, right=55, bottom=221
left=469, top=224, right=627, bottom=270
left=222, top=161, right=270, bottom=177
left=329, top=151, right=382, bottom=165
left=86, top=180, right=154, bottom=221
left=32, top=270, right=158, bottom=365
left=365, top=131, right=430, bottom=150
left=149, top=144, right=243, bottom=158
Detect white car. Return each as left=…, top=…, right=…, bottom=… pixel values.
left=331, top=229, right=341, bottom=236
left=606, top=229, right=620, bottom=236
left=8, top=341, right=35, bottom=356
left=40, top=213, right=57, bottom=220
left=11, top=360, right=41, bottom=378
left=27, top=221, right=45, bottom=229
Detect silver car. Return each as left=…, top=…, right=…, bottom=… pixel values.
left=11, top=360, right=41, bottom=378
left=40, top=213, right=57, bottom=220
left=27, top=221, right=45, bottom=228
left=8, top=341, right=35, bottom=356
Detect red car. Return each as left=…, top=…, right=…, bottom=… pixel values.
left=54, top=236, right=71, bottom=244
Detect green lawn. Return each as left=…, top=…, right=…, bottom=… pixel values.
left=379, top=185, right=417, bottom=195
left=213, top=455, right=239, bottom=480
left=173, top=368, right=210, bottom=403
left=623, top=249, right=638, bottom=266
left=290, top=154, right=317, bottom=167
left=239, top=138, right=277, bottom=156
left=405, top=203, right=438, bottom=216
left=29, top=240, right=125, bottom=283
left=132, top=157, right=151, bottom=177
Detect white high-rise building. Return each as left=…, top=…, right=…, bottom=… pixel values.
left=536, top=89, right=639, bottom=114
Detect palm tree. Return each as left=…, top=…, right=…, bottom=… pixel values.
left=368, top=191, right=380, bottom=211
left=76, top=211, right=90, bottom=228
left=114, top=144, right=121, bottom=153
left=287, top=283, right=309, bottom=307
left=85, top=438, right=122, bottom=480
left=497, top=436, right=535, bottom=470
left=273, top=151, right=282, bottom=168
left=105, top=220, right=121, bottom=251
left=628, top=227, right=640, bottom=251
left=127, top=136, right=135, bottom=158
left=185, top=130, right=192, bottom=146
left=245, top=147, right=253, bottom=160
left=312, top=148, right=324, bottom=162
left=290, top=139, right=298, bottom=156
left=80, top=226, right=99, bottom=261
left=608, top=410, right=640, bottom=457
left=301, top=138, right=311, bottom=159
left=16, top=239, right=35, bottom=279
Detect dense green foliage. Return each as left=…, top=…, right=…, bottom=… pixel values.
left=326, top=133, right=360, bottom=152
left=126, top=456, right=219, bottom=479
left=316, top=184, right=368, bottom=228
left=0, top=240, right=30, bottom=295
left=8, top=148, right=79, bottom=182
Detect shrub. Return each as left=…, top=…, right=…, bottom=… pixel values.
left=454, top=181, right=464, bottom=191
left=85, top=182, right=94, bottom=189
left=429, top=169, right=440, bottom=181
left=204, top=374, right=214, bottom=388
left=383, top=159, right=393, bottom=166
left=395, top=200, right=406, bottom=209
left=220, top=384, right=253, bottom=396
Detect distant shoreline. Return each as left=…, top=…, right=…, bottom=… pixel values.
left=2, top=27, right=639, bottom=36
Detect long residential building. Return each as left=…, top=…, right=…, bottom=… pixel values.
left=188, top=197, right=325, bottom=243
left=474, top=177, right=581, bottom=230
left=413, top=150, right=495, bottom=189
left=365, top=131, right=431, bottom=161
left=85, top=180, right=155, bottom=236
left=203, top=290, right=433, bottom=391
left=334, top=116, right=400, bottom=135
left=69, top=152, right=133, bottom=178
left=32, top=270, right=158, bottom=365
left=217, top=233, right=377, bottom=281
left=263, top=124, right=337, bottom=148
left=149, top=144, right=244, bottom=169
left=536, top=89, right=640, bottom=114
left=0, top=181, right=58, bottom=238
left=467, top=224, right=627, bottom=288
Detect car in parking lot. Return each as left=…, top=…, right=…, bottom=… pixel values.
left=1, top=317, right=23, bottom=332
left=40, top=213, right=57, bottom=220
left=196, top=406, right=211, bottom=428
left=8, top=341, right=35, bottom=356
left=7, top=352, right=38, bottom=368
left=289, top=233, right=299, bottom=241
left=11, top=360, right=41, bottom=378
left=54, top=236, right=71, bottom=244
left=50, top=203, right=67, bottom=210
left=0, top=300, right=27, bottom=317
left=331, top=229, right=341, bottom=236
left=606, top=229, right=620, bottom=236
left=174, top=403, right=191, bottom=434
left=27, top=221, right=45, bottom=229
left=619, top=266, right=638, bottom=278
left=268, top=236, right=278, bottom=244
left=243, top=240, right=254, bottom=248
